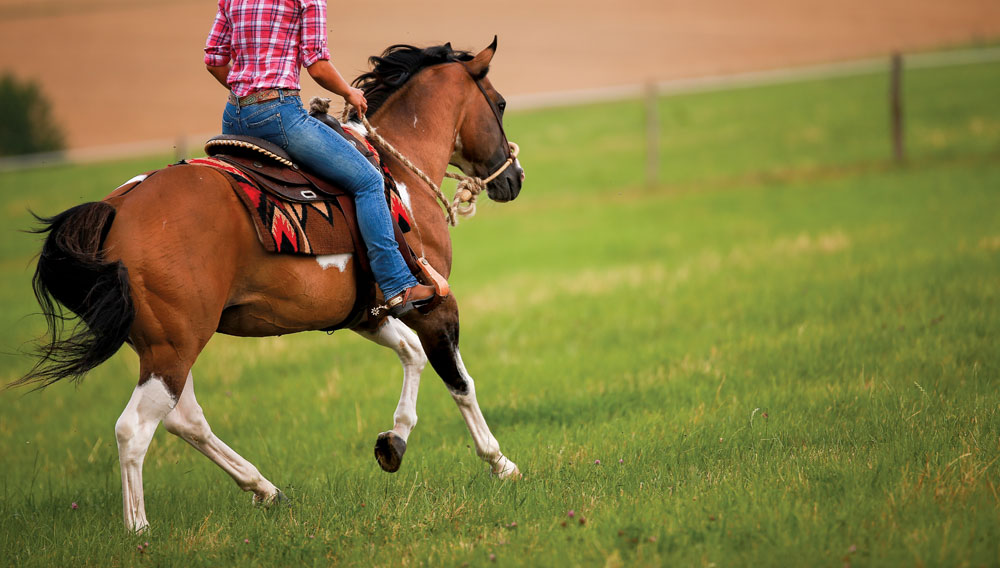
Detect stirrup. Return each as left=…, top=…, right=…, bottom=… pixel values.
left=386, top=285, right=436, bottom=317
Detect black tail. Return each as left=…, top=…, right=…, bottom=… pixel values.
left=11, top=202, right=135, bottom=389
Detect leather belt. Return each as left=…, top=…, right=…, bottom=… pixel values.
left=228, top=88, right=300, bottom=107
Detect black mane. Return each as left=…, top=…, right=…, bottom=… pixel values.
left=349, top=43, right=475, bottom=120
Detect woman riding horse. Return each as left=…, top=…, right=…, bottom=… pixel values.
left=205, top=0, right=438, bottom=315
left=19, top=32, right=523, bottom=531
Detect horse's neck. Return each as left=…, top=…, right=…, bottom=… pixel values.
left=370, top=79, right=464, bottom=191
left=366, top=72, right=465, bottom=271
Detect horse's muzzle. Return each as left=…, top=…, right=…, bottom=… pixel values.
left=487, top=160, right=524, bottom=203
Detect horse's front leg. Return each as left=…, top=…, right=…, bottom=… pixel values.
left=355, top=316, right=427, bottom=472
left=406, top=298, right=520, bottom=479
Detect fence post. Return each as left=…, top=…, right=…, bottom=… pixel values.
left=890, top=53, right=905, bottom=163
left=645, top=81, right=660, bottom=186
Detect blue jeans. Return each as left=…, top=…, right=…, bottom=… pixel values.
left=222, top=93, right=418, bottom=299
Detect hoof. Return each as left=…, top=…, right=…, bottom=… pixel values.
left=253, top=489, right=286, bottom=507
left=492, top=457, right=522, bottom=480
left=374, top=431, right=407, bottom=472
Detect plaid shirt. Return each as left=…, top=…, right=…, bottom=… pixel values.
left=205, top=0, right=331, bottom=97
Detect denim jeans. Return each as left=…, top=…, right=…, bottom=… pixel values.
left=222, top=93, right=417, bottom=299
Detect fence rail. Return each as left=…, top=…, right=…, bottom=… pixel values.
left=507, top=46, right=1000, bottom=110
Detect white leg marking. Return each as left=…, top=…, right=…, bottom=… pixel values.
left=450, top=349, right=520, bottom=479
left=315, top=253, right=352, bottom=272
left=114, top=375, right=177, bottom=532
left=356, top=317, right=426, bottom=441
left=162, top=373, right=279, bottom=502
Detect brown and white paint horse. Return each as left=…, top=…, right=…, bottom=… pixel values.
left=16, top=39, right=523, bottom=532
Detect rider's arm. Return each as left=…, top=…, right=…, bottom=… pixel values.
left=299, top=0, right=366, bottom=113
left=204, top=4, right=231, bottom=90
left=206, top=64, right=231, bottom=90
left=306, top=61, right=367, bottom=113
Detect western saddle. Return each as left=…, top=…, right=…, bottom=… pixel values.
left=203, top=113, right=448, bottom=318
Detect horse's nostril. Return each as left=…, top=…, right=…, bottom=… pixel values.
left=519, top=169, right=525, bottom=182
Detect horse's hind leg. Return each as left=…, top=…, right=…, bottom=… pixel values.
left=115, top=369, right=180, bottom=532
left=407, top=300, right=520, bottom=478
left=162, top=372, right=281, bottom=502
left=355, top=317, right=428, bottom=472
left=106, top=164, right=270, bottom=530
left=116, top=332, right=206, bottom=532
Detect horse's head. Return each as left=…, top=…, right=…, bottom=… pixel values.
left=352, top=38, right=524, bottom=205
left=450, top=38, right=524, bottom=203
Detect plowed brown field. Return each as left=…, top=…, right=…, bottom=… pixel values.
left=1, top=0, right=998, bottom=149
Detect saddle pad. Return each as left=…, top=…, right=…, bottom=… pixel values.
left=186, top=158, right=355, bottom=256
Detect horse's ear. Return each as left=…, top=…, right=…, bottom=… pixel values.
left=464, top=36, right=497, bottom=79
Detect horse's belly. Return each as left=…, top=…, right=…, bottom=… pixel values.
left=217, top=253, right=359, bottom=336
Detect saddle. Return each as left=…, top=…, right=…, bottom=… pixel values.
left=204, top=114, right=376, bottom=203
left=203, top=123, right=416, bottom=278
left=201, top=113, right=448, bottom=326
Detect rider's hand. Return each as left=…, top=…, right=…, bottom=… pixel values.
left=345, top=88, right=368, bottom=115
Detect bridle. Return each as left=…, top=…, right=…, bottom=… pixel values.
left=462, top=73, right=520, bottom=186
left=350, top=67, right=520, bottom=227
left=439, top=71, right=520, bottom=219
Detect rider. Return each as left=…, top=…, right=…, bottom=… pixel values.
left=204, top=0, right=439, bottom=316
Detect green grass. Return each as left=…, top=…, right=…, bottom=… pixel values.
left=1, top=58, right=999, bottom=566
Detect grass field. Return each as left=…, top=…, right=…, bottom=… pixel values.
left=1, top=58, right=999, bottom=566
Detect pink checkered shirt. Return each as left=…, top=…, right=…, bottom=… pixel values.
left=205, top=0, right=331, bottom=97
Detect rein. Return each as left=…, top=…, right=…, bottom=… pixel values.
left=340, top=76, right=519, bottom=227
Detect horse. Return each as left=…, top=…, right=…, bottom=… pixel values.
left=14, top=38, right=524, bottom=532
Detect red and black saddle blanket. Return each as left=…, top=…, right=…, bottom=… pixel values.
left=181, top=156, right=414, bottom=267
left=189, top=156, right=349, bottom=255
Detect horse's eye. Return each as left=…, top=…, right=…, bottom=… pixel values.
left=497, top=100, right=506, bottom=114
